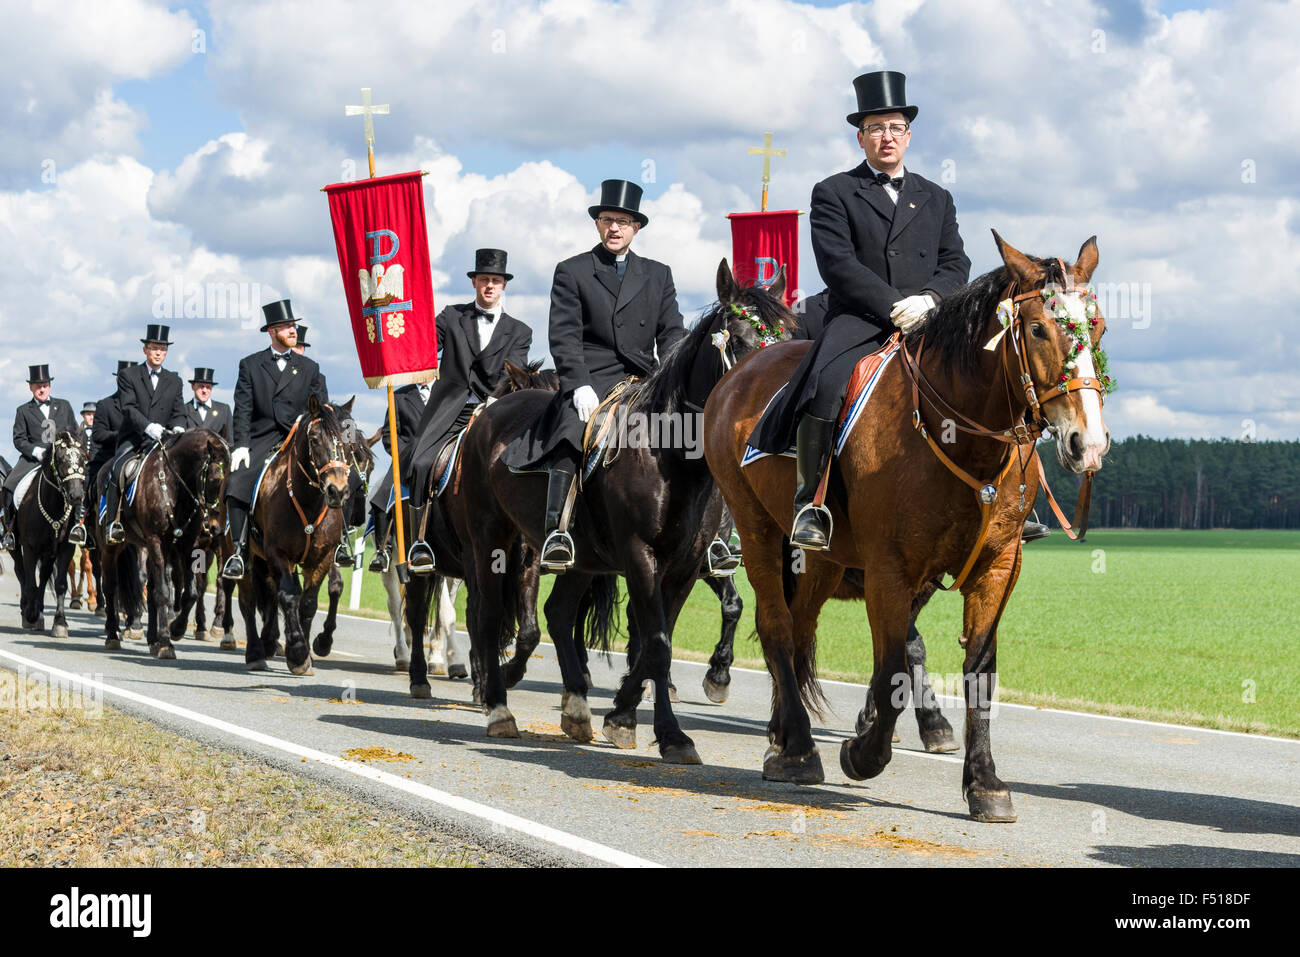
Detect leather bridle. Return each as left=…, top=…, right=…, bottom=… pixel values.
left=283, top=414, right=350, bottom=563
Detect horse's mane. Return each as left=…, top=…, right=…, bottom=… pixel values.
left=493, top=359, right=559, bottom=397
left=631, top=284, right=795, bottom=417
left=919, top=255, right=1065, bottom=375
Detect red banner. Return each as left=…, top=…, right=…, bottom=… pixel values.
left=728, top=210, right=799, bottom=307
left=323, top=171, right=437, bottom=388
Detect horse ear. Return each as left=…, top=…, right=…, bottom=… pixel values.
left=308, top=393, right=320, bottom=417
left=716, top=258, right=739, bottom=304
left=1073, top=236, right=1099, bottom=284
left=340, top=396, right=355, bottom=416
left=992, top=229, right=1039, bottom=283
left=767, top=265, right=787, bottom=304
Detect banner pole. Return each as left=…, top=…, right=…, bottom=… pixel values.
left=387, top=383, right=410, bottom=583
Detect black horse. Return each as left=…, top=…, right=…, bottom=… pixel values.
left=8, top=432, right=87, bottom=635
left=95, top=430, right=229, bottom=657
left=454, top=260, right=792, bottom=760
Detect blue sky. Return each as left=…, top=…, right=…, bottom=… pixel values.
left=2, top=0, right=1296, bottom=463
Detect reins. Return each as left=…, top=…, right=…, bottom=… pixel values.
left=35, top=440, right=85, bottom=535
left=282, top=414, right=350, bottom=564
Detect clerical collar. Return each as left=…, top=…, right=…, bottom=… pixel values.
left=595, top=245, right=631, bottom=266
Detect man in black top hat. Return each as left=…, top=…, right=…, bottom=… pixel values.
left=221, top=300, right=330, bottom=579
left=501, top=181, right=685, bottom=569
left=1, top=364, right=79, bottom=549
left=101, top=324, right=189, bottom=543
left=394, top=248, right=532, bottom=573
left=748, top=71, right=1021, bottom=548
left=182, top=368, right=233, bottom=444
left=76, top=403, right=96, bottom=457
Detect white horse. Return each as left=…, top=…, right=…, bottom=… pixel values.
left=382, top=563, right=468, bottom=677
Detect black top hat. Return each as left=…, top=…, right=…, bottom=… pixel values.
left=467, top=248, right=513, bottom=281
left=260, top=299, right=297, bottom=332
left=847, top=70, right=918, bottom=128
left=295, top=325, right=311, bottom=348
left=27, top=364, right=52, bottom=384
left=82, top=402, right=97, bottom=415
left=189, top=367, right=218, bottom=385
left=588, top=179, right=648, bottom=227
left=141, top=323, right=174, bottom=345
left=116, top=360, right=133, bottom=374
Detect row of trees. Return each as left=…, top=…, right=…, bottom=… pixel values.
left=1036, top=436, right=1300, bottom=529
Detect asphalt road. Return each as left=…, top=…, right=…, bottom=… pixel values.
left=2, top=565, right=1297, bottom=867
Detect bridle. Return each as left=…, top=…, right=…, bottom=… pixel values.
left=158, top=435, right=228, bottom=540
left=283, top=413, right=350, bottom=563
left=37, top=438, right=85, bottom=535
left=899, top=260, right=1104, bottom=591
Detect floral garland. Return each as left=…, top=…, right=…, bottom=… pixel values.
left=729, top=302, right=781, bottom=347
left=1040, top=287, right=1116, bottom=394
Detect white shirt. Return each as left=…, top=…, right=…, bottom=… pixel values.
left=38, top=402, right=50, bottom=419
left=146, top=364, right=162, bottom=389
left=870, top=165, right=905, bottom=204
left=474, top=303, right=500, bottom=351
left=270, top=348, right=291, bottom=369
left=194, top=399, right=211, bottom=421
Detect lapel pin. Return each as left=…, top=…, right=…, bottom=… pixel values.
left=909, top=202, right=916, bottom=208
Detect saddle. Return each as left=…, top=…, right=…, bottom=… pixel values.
left=580, top=377, right=637, bottom=483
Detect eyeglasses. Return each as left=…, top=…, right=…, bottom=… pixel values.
left=860, top=123, right=910, bottom=138
left=597, top=216, right=635, bottom=229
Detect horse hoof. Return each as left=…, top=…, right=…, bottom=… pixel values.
left=105, top=639, right=121, bottom=651
left=157, top=646, right=177, bottom=661
left=311, top=636, right=330, bottom=658
left=247, top=659, right=269, bottom=672
left=486, top=708, right=519, bottom=739
left=124, top=628, right=142, bottom=641
left=448, top=664, right=468, bottom=680
left=560, top=714, right=594, bottom=743
left=51, top=623, right=68, bottom=639
left=763, top=745, right=824, bottom=784
left=660, top=741, right=702, bottom=765
left=219, top=637, right=237, bottom=651
left=410, top=684, right=432, bottom=700
left=839, top=739, right=889, bottom=782
left=967, top=789, right=1017, bottom=823
left=892, top=732, right=901, bottom=742
left=149, top=643, right=160, bottom=656
left=603, top=721, right=637, bottom=750
left=209, top=626, right=224, bottom=639
left=94, top=607, right=107, bottom=619
left=34, top=617, right=46, bottom=632
left=394, top=658, right=410, bottom=673
left=668, top=684, right=680, bottom=704
left=289, top=658, right=313, bottom=677
left=195, top=629, right=208, bottom=642
left=70, top=599, right=82, bottom=610
left=920, top=725, right=960, bottom=753
left=275, top=642, right=285, bottom=658
left=702, top=676, right=729, bottom=704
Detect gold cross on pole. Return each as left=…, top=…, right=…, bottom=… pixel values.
left=345, top=87, right=390, bottom=179
left=748, top=132, right=786, bottom=212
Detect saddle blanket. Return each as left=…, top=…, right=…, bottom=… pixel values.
left=96, top=447, right=156, bottom=521
left=742, top=335, right=902, bottom=467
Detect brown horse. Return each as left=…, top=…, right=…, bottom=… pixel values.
left=702, top=234, right=1111, bottom=821
left=236, top=396, right=351, bottom=674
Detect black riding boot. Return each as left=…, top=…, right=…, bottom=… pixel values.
left=334, top=530, right=354, bottom=566
left=68, top=501, right=87, bottom=546
left=0, top=489, right=12, bottom=550
left=1021, top=510, right=1051, bottom=544
left=104, top=476, right=126, bottom=544
left=222, top=503, right=248, bottom=580
left=791, top=414, right=836, bottom=551
left=540, top=463, right=576, bottom=571
left=368, top=503, right=390, bottom=572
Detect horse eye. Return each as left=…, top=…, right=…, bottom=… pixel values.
left=1031, top=323, right=1048, bottom=340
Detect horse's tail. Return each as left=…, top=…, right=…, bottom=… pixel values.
left=114, top=545, right=144, bottom=622
left=582, top=574, right=621, bottom=656
left=494, top=541, right=525, bottom=659
left=780, top=536, right=829, bottom=718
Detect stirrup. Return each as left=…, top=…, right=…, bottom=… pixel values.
left=106, top=520, right=126, bottom=545
left=540, top=530, right=575, bottom=571
left=368, top=548, right=390, bottom=574
left=1, top=530, right=13, bottom=550
left=707, top=538, right=740, bottom=577
left=221, top=552, right=245, bottom=580
left=68, top=523, right=87, bottom=546
left=407, top=541, right=436, bottom=575
left=334, top=541, right=354, bottom=566
left=791, top=503, right=833, bottom=551
left=1021, top=520, right=1051, bottom=544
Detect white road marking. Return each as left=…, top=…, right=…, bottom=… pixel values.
left=0, top=647, right=661, bottom=869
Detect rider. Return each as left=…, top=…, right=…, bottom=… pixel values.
left=1, top=365, right=79, bottom=549
left=500, top=182, right=685, bottom=570
left=221, top=301, right=329, bottom=580
left=182, top=367, right=233, bottom=443
left=103, top=325, right=189, bottom=544
left=401, top=248, right=532, bottom=574
left=744, top=72, right=1055, bottom=549
left=76, top=403, right=96, bottom=458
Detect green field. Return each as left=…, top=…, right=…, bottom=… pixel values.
left=311, top=530, right=1300, bottom=737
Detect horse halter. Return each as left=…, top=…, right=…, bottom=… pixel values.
left=38, top=438, right=86, bottom=534
left=160, top=439, right=227, bottom=535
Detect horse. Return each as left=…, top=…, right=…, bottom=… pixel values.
left=451, top=260, right=794, bottom=758
left=235, top=395, right=351, bottom=674
left=93, top=429, right=229, bottom=657
left=702, top=233, right=1112, bottom=821
left=7, top=432, right=88, bottom=636
left=67, top=546, right=95, bottom=611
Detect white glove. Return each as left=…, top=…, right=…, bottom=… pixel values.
left=170, top=425, right=185, bottom=434
left=33, top=447, right=45, bottom=461
left=891, top=294, right=936, bottom=334
left=145, top=423, right=165, bottom=442
left=572, top=385, right=599, bottom=423
left=231, top=447, right=251, bottom=471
